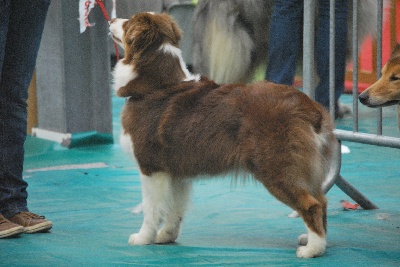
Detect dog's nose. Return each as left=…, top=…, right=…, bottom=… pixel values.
left=358, top=92, right=369, bottom=105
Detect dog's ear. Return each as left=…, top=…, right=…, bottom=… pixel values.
left=390, top=43, right=400, bottom=59
left=127, top=13, right=182, bottom=56
left=160, top=13, right=182, bottom=46
left=127, top=13, right=165, bottom=56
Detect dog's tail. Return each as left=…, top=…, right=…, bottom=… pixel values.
left=192, top=0, right=270, bottom=84
left=192, top=0, right=253, bottom=84
left=288, top=126, right=340, bottom=219
left=204, top=16, right=254, bottom=84
left=322, top=139, right=341, bottom=194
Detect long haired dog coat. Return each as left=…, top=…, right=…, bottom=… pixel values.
left=110, top=12, right=337, bottom=258
left=193, top=0, right=382, bottom=84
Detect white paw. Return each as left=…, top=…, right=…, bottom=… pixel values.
left=155, top=229, right=178, bottom=244
left=296, top=229, right=327, bottom=258
left=297, top=246, right=313, bottom=258
left=296, top=244, right=325, bottom=258
left=296, top=245, right=325, bottom=258
left=128, top=233, right=152, bottom=245
left=298, top=234, right=308, bottom=246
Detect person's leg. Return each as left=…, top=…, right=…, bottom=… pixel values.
left=0, top=0, right=50, bottom=218
left=0, top=0, right=10, bottom=78
left=315, top=0, right=348, bottom=110
left=265, top=0, right=303, bottom=85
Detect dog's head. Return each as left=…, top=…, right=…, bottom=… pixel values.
left=359, top=44, right=400, bottom=107
left=109, top=12, right=182, bottom=63
left=110, top=12, right=198, bottom=98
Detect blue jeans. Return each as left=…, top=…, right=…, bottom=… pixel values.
left=265, top=0, right=348, bottom=110
left=0, top=0, right=50, bottom=218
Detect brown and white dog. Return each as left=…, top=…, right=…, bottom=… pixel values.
left=359, top=44, right=400, bottom=129
left=110, top=12, right=338, bottom=258
left=359, top=44, right=400, bottom=108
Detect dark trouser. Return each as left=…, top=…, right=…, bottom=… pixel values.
left=265, top=0, right=348, bottom=110
left=0, top=0, right=50, bottom=218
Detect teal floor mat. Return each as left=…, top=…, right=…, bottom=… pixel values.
left=1, top=94, right=399, bottom=266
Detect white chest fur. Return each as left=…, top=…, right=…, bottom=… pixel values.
left=113, top=60, right=138, bottom=93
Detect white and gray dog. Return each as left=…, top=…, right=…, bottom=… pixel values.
left=192, top=0, right=382, bottom=84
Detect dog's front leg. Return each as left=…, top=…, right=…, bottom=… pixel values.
left=128, top=172, right=167, bottom=245
left=156, top=179, right=192, bottom=244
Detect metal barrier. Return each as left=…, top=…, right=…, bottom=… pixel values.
left=303, top=0, right=400, bottom=209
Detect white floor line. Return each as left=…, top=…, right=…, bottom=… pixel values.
left=25, top=162, right=109, bottom=173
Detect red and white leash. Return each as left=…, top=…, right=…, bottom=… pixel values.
left=79, top=0, right=120, bottom=60
left=95, top=0, right=120, bottom=60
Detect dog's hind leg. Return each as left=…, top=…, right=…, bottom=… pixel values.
left=295, top=192, right=327, bottom=258
left=297, top=192, right=327, bottom=246
left=129, top=172, right=172, bottom=245
left=261, top=180, right=327, bottom=258
left=156, top=179, right=192, bottom=244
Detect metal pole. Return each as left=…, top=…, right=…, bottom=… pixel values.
left=335, top=175, right=379, bottom=209
left=329, top=0, right=335, bottom=119
left=352, top=0, right=359, bottom=132
left=377, top=0, right=383, bottom=135
left=334, top=129, right=400, bottom=149
left=303, top=0, right=316, bottom=100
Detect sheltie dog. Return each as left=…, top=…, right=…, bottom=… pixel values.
left=359, top=44, right=400, bottom=129
left=359, top=44, right=400, bottom=108
left=192, top=0, right=382, bottom=84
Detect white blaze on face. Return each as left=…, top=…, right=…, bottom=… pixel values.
left=109, top=18, right=128, bottom=47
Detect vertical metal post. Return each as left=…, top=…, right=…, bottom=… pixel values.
left=303, top=0, right=316, bottom=100
left=376, top=0, right=383, bottom=135
left=329, top=0, right=335, bottom=119
left=352, top=0, right=359, bottom=132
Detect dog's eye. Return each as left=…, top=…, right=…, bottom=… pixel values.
left=389, top=75, right=399, bottom=81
